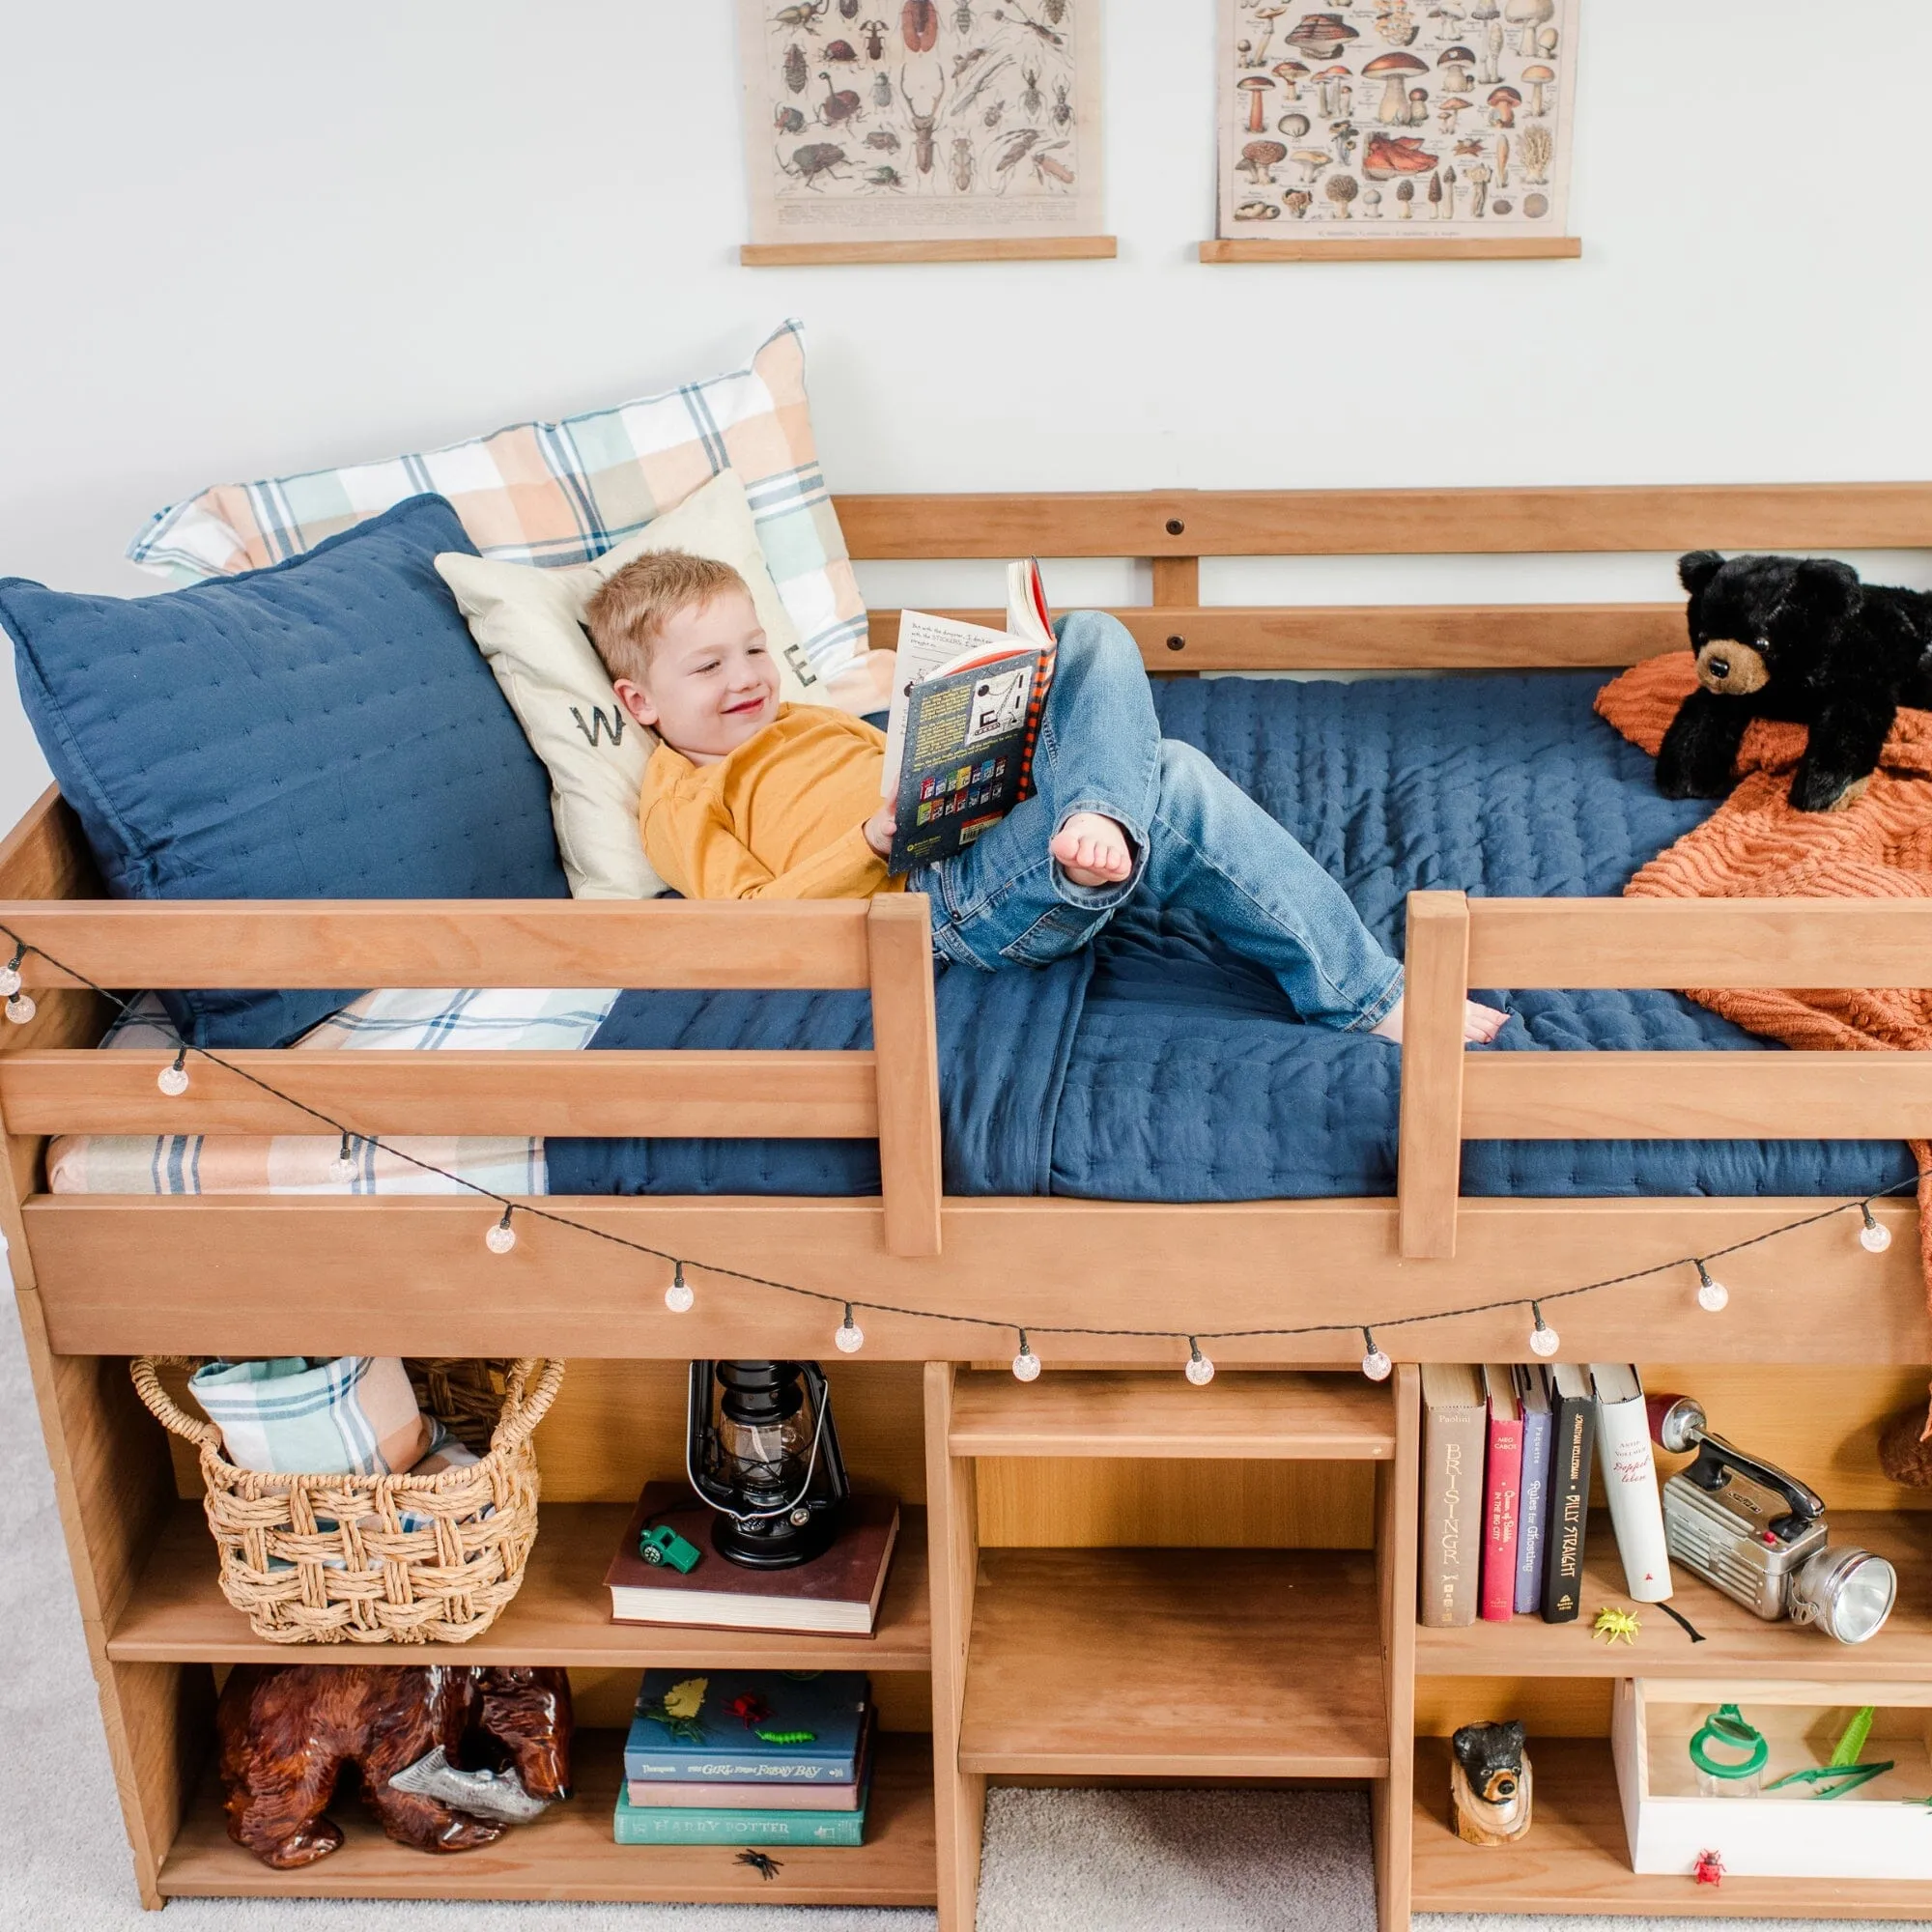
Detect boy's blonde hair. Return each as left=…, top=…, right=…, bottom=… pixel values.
left=583, top=549, right=750, bottom=686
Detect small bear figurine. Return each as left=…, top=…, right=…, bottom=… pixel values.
left=1656, top=550, right=1932, bottom=813
left=1450, top=1719, right=1533, bottom=1846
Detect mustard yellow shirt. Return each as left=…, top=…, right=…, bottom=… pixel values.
left=639, top=704, right=904, bottom=900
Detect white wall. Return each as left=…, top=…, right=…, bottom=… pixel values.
left=4, top=0, right=1931, bottom=832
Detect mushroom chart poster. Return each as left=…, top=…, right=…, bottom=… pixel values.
left=739, top=1, right=1102, bottom=246
left=1217, top=3, right=1578, bottom=240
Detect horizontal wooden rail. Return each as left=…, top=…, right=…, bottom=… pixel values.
left=867, top=604, right=1689, bottom=670
left=0, top=900, right=875, bottom=991
left=1463, top=1052, right=1932, bottom=1142
left=834, top=484, right=1932, bottom=561
left=1466, top=897, right=1932, bottom=990
left=0, top=1050, right=879, bottom=1140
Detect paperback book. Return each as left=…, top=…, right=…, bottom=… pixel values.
left=1513, top=1364, right=1553, bottom=1617
left=1478, top=1364, right=1524, bottom=1622
left=1539, top=1361, right=1597, bottom=1624
left=880, top=557, right=1055, bottom=875
left=627, top=1712, right=875, bottom=1811
left=624, top=1670, right=870, bottom=1785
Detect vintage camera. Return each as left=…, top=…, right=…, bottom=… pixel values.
left=1649, top=1394, right=1897, bottom=1644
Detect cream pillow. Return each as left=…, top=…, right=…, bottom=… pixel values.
left=438, top=469, right=820, bottom=898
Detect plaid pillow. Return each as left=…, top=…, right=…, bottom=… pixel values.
left=127, top=321, right=868, bottom=675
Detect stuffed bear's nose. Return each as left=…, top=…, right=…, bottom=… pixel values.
left=1706, top=653, right=1730, bottom=680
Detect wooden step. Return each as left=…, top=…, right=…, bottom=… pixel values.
left=947, top=1370, right=1396, bottom=1460
left=159, top=1728, right=935, bottom=1904
left=1416, top=1511, right=1932, bottom=1681
left=958, top=1547, right=1388, bottom=1778
left=1411, top=1734, right=1932, bottom=1919
left=109, top=1501, right=930, bottom=1672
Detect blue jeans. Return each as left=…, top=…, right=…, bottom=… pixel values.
left=912, top=611, right=1406, bottom=1031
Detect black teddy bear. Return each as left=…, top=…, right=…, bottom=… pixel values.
left=1656, top=550, right=1932, bottom=812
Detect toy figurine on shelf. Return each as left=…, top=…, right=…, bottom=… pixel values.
left=1451, top=1720, right=1534, bottom=1845
left=216, top=1662, right=573, bottom=1868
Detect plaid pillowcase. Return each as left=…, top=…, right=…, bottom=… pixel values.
left=127, top=321, right=868, bottom=675
left=187, top=1355, right=431, bottom=1476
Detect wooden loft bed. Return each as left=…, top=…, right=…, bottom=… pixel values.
left=5, top=481, right=1932, bottom=1928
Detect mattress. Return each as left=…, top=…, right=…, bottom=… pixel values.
left=50, top=669, right=1918, bottom=1204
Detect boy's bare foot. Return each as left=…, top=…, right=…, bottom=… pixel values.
left=1051, top=811, right=1135, bottom=888
left=1370, top=997, right=1509, bottom=1045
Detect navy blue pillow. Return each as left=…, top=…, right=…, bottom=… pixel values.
left=3, top=494, right=568, bottom=1047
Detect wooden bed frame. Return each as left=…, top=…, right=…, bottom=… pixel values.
left=7, top=483, right=1932, bottom=1927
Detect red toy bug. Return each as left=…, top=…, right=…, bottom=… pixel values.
left=1692, top=1848, right=1724, bottom=1888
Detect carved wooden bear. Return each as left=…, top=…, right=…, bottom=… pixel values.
left=1658, top=550, right=1932, bottom=813
left=1450, top=1719, right=1532, bottom=1845
left=215, top=1662, right=574, bottom=1868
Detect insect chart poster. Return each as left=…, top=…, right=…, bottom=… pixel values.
left=739, top=1, right=1102, bottom=245
left=1217, top=2, right=1578, bottom=241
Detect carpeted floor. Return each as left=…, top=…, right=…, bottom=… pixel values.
left=3, top=1277, right=1925, bottom=1932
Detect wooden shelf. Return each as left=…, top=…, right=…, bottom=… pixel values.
left=1416, top=1512, right=1932, bottom=1681
left=110, top=1501, right=930, bottom=1671
left=158, top=1727, right=935, bottom=1904
left=740, top=237, right=1117, bottom=267
left=1201, top=236, right=1581, bottom=264
left=1411, top=1735, right=1932, bottom=1919
left=949, top=1369, right=1395, bottom=1461
left=958, top=1547, right=1387, bottom=1778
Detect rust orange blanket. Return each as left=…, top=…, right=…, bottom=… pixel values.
left=1595, top=654, right=1932, bottom=1398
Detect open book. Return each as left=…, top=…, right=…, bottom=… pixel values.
left=879, top=557, right=1055, bottom=876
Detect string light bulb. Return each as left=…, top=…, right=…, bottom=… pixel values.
left=4, top=991, right=34, bottom=1026
left=835, top=1304, right=866, bottom=1353
left=1361, top=1327, right=1392, bottom=1380
left=485, top=1207, right=517, bottom=1255
left=664, top=1263, right=695, bottom=1313
left=1185, top=1337, right=1215, bottom=1386
left=1528, top=1302, right=1560, bottom=1357
left=329, top=1133, right=357, bottom=1183
left=1693, top=1260, right=1729, bottom=1313
left=1011, top=1330, right=1040, bottom=1381
left=1860, top=1203, right=1893, bottom=1254
left=157, top=1047, right=189, bottom=1096
left=0, top=948, right=22, bottom=998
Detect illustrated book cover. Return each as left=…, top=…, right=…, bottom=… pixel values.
left=628, top=1711, right=875, bottom=1811
left=625, top=1670, right=870, bottom=1783
left=605, top=1484, right=899, bottom=1636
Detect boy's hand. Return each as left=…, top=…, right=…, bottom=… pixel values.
left=862, top=805, right=897, bottom=860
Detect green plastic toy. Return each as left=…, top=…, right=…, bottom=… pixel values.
left=639, top=1522, right=703, bottom=1573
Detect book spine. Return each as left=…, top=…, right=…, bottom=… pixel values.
left=623, top=1752, right=857, bottom=1784
left=1513, top=1403, right=1552, bottom=1616
left=1479, top=1407, right=1523, bottom=1621
left=1597, top=1387, right=1673, bottom=1602
left=612, top=1808, right=866, bottom=1847
left=1539, top=1393, right=1595, bottom=1623
left=627, top=1780, right=858, bottom=1810
left=1417, top=1401, right=1486, bottom=1628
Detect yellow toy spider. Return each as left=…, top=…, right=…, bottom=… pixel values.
left=1593, top=1605, right=1642, bottom=1646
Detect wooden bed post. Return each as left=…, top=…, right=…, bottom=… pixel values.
left=868, top=895, right=944, bottom=1258
left=1397, top=892, right=1470, bottom=1260
left=1372, top=1363, right=1421, bottom=1932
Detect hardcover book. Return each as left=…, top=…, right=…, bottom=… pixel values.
left=613, top=1770, right=871, bottom=1847
left=604, top=1485, right=899, bottom=1636
left=1479, top=1364, right=1524, bottom=1623
left=624, top=1670, right=870, bottom=1785
left=1540, top=1361, right=1597, bottom=1624
left=1417, top=1363, right=1487, bottom=1629
left=1591, top=1363, right=1674, bottom=1603
left=1513, top=1363, right=1553, bottom=1617
left=881, top=557, right=1055, bottom=875
left=628, top=1712, right=875, bottom=1812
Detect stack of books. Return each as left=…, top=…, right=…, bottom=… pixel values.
left=1418, top=1360, right=1671, bottom=1627
left=613, top=1669, right=874, bottom=1847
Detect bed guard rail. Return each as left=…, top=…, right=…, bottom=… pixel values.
left=0, top=892, right=944, bottom=1259
left=1400, top=893, right=1932, bottom=1260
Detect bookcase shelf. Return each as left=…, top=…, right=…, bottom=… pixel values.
left=1415, top=1511, right=1932, bottom=1680
left=1410, top=1735, right=1932, bottom=1920
left=109, top=1500, right=931, bottom=1672
left=948, top=1369, right=1397, bottom=1461
left=958, top=1546, right=1389, bottom=1778
left=159, top=1728, right=937, bottom=1905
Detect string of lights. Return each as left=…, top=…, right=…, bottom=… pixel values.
left=2, top=923, right=1918, bottom=1386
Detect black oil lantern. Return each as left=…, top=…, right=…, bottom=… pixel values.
left=686, top=1360, right=849, bottom=1569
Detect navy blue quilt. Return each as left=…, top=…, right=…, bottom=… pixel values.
left=547, top=671, right=1913, bottom=1202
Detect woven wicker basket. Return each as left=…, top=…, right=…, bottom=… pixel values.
left=130, top=1355, right=564, bottom=1646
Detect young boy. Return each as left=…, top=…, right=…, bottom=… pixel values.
left=586, top=551, right=1506, bottom=1042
